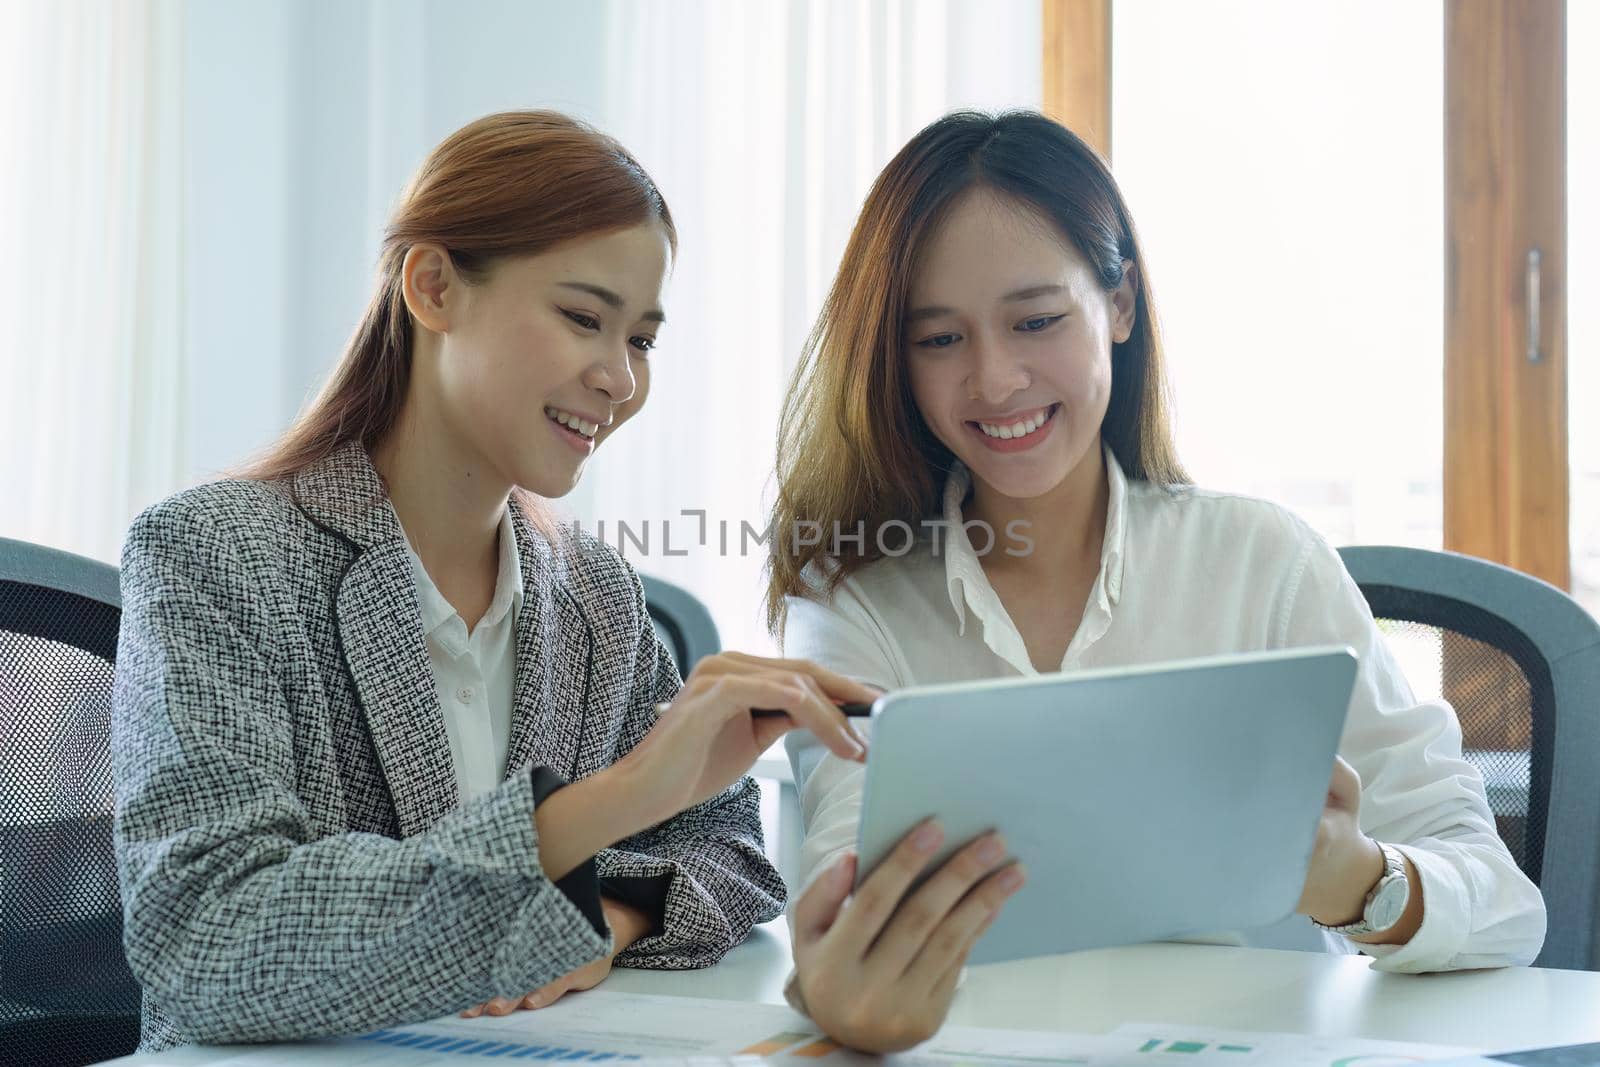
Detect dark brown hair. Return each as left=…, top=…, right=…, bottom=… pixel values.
left=765, top=109, right=1185, bottom=632
left=238, top=110, right=675, bottom=520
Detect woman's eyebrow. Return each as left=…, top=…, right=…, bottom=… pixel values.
left=905, top=283, right=1066, bottom=323
left=1001, top=284, right=1065, bottom=302
left=557, top=280, right=665, bottom=323
left=905, top=304, right=954, bottom=323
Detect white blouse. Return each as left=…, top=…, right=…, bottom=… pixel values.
left=782, top=447, right=1546, bottom=973
left=401, top=507, right=523, bottom=802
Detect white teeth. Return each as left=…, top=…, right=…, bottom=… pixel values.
left=545, top=406, right=597, bottom=438
left=978, top=406, right=1051, bottom=438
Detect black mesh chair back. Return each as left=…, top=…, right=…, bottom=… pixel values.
left=640, top=574, right=721, bottom=676
left=1, top=537, right=141, bottom=1064
left=1338, top=546, right=1600, bottom=971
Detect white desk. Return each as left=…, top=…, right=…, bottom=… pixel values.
left=101, top=921, right=1600, bottom=1064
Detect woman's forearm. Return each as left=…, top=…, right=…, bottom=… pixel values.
left=533, top=768, right=655, bottom=882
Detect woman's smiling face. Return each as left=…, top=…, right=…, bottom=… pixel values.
left=422, top=222, right=672, bottom=499
left=903, top=187, right=1135, bottom=503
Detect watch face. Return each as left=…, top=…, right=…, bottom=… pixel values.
left=1369, top=878, right=1408, bottom=932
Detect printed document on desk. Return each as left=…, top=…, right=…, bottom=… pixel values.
left=171, top=991, right=1479, bottom=1066
left=191, top=991, right=1084, bottom=1065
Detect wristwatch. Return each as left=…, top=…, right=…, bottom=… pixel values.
left=1313, top=843, right=1410, bottom=936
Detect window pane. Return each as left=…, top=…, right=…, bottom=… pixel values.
left=1571, top=1, right=1599, bottom=620
left=1111, top=1, right=1443, bottom=549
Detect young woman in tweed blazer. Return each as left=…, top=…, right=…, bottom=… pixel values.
left=111, top=111, right=873, bottom=1052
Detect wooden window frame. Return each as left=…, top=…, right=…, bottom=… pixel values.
left=1445, top=1, right=1569, bottom=589
left=1042, top=0, right=1110, bottom=160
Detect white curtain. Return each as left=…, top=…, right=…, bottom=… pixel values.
left=0, top=0, right=186, bottom=565
left=0, top=0, right=1036, bottom=651
left=580, top=0, right=1041, bottom=656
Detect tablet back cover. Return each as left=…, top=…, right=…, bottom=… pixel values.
left=854, top=647, right=1358, bottom=965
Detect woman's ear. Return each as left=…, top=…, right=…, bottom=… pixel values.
left=1110, top=259, right=1138, bottom=344
left=401, top=243, right=456, bottom=334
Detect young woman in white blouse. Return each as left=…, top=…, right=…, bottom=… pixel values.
left=768, top=110, right=1546, bottom=1053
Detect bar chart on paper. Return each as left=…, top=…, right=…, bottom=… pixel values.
left=345, top=1025, right=1092, bottom=1063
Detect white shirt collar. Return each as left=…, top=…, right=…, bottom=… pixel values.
left=940, top=443, right=1129, bottom=666
left=401, top=506, right=525, bottom=640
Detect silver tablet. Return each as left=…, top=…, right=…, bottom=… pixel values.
left=854, top=646, right=1359, bottom=965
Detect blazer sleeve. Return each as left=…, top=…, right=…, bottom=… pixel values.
left=112, top=501, right=611, bottom=1045
left=591, top=572, right=787, bottom=970
left=1276, top=531, right=1547, bottom=971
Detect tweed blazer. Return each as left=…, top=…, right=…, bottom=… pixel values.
left=112, top=442, right=784, bottom=1051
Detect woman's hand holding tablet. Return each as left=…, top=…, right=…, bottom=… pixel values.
left=1298, top=756, right=1385, bottom=924
left=1299, top=756, right=1423, bottom=945
left=787, top=821, right=1026, bottom=1055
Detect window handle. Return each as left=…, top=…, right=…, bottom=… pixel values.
left=1526, top=247, right=1542, bottom=364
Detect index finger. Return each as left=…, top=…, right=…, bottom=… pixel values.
left=722, top=651, right=883, bottom=705
left=765, top=671, right=869, bottom=762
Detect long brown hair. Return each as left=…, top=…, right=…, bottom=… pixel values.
left=238, top=110, right=675, bottom=519
left=765, top=109, right=1185, bottom=632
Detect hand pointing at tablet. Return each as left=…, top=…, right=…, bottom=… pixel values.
left=614, top=651, right=874, bottom=822
left=532, top=652, right=873, bottom=894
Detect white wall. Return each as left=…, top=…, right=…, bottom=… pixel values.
left=183, top=0, right=297, bottom=482
left=181, top=0, right=624, bottom=483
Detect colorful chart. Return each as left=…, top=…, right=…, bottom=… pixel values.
left=1114, top=1025, right=1466, bottom=1067
left=734, top=1032, right=814, bottom=1057
left=1136, top=1039, right=1256, bottom=1055
left=358, top=1028, right=644, bottom=1060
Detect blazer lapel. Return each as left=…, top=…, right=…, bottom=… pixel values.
left=336, top=544, right=460, bottom=836
left=505, top=509, right=593, bottom=781
left=293, top=443, right=460, bottom=836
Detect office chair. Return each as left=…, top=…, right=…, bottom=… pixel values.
left=0, top=537, right=141, bottom=1064
left=640, top=573, right=721, bottom=674
left=1339, top=545, right=1600, bottom=971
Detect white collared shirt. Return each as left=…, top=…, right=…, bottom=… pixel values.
left=401, top=508, right=523, bottom=802
left=783, top=446, right=1546, bottom=972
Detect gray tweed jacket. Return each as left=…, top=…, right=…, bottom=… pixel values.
left=112, top=442, right=784, bottom=1051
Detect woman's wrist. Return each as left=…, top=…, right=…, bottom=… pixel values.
left=601, top=897, right=654, bottom=952
left=596, top=751, right=678, bottom=834
left=1310, top=834, right=1385, bottom=927
left=532, top=769, right=653, bottom=882
left=1348, top=851, right=1424, bottom=945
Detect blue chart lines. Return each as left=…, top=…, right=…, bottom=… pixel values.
left=357, top=1028, right=644, bottom=1060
